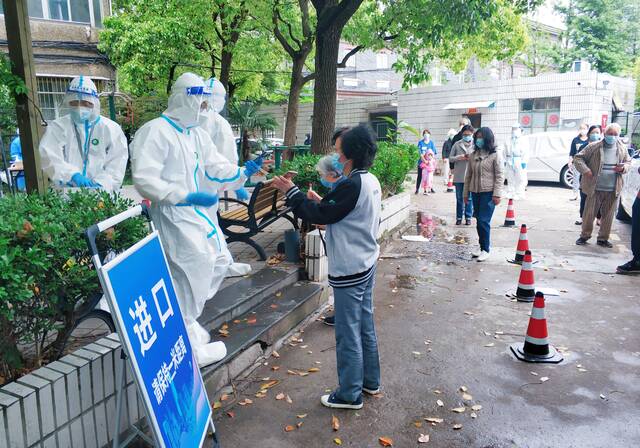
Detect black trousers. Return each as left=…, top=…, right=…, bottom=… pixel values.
left=415, top=168, right=422, bottom=193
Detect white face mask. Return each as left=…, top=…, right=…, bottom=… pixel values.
left=579, top=129, right=587, bottom=136
left=423, top=134, right=430, bottom=141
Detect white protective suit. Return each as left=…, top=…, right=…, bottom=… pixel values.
left=504, top=123, right=529, bottom=200
left=39, top=76, right=128, bottom=191
left=130, top=73, right=249, bottom=367
left=201, top=78, right=252, bottom=277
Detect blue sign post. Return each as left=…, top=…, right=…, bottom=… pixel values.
left=87, top=205, right=215, bottom=448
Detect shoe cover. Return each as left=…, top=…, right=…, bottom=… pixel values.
left=226, top=262, right=252, bottom=277
left=187, top=321, right=211, bottom=345
left=193, top=340, right=227, bottom=367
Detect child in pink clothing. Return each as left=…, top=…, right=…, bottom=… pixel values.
left=420, top=150, right=436, bottom=195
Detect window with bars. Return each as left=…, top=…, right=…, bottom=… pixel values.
left=518, top=97, right=561, bottom=134
left=16, top=0, right=104, bottom=27
left=37, top=76, right=109, bottom=121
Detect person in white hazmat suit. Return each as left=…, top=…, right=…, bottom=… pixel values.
left=504, top=122, right=529, bottom=200
left=130, top=73, right=263, bottom=367
left=39, top=76, right=128, bottom=191
left=200, top=77, right=252, bottom=277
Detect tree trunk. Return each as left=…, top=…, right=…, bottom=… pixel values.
left=219, top=49, right=233, bottom=102
left=311, top=26, right=341, bottom=154
left=242, top=128, right=251, bottom=162
left=284, top=57, right=306, bottom=148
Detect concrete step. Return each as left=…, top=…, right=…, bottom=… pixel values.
left=198, top=266, right=300, bottom=331
left=201, top=281, right=325, bottom=395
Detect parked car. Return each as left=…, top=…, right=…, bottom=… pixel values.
left=617, top=149, right=640, bottom=222
left=516, top=131, right=576, bottom=188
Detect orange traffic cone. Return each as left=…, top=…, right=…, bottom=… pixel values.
left=510, top=292, right=563, bottom=364
left=516, top=250, right=535, bottom=302
left=503, top=199, right=516, bottom=227
left=446, top=173, right=454, bottom=192
left=508, top=224, right=529, bottom=265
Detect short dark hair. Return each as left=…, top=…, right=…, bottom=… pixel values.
left=588, top=125, right=602, bottom=135
left=474, top=127, right=497, bottom=153
left=332, top=127, right=350, bottom=145
left=341, top=124, right=377, bottom=170
left=422, top=129, right=431, bottom=135
left=461, top=124, right=475, bottom=134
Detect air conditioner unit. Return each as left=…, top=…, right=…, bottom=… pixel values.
left=571, top=60, right=591, bottom=72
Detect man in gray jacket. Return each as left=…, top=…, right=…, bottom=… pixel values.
left=574, top=123, right=631, bottom=248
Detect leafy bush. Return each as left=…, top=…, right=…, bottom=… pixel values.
left=276, top=142, right=416, bottom=198
left=370, top=141, right=417, bottom=197
left=0, top=190, right=147, bottom=382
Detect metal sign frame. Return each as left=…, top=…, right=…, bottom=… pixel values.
left=85, top=204, right=217, bottom=448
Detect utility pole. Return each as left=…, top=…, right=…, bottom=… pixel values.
left=3, top=0, right=46, bottom=193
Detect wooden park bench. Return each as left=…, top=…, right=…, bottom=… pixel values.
left=218, top=181, right=298, bottom=260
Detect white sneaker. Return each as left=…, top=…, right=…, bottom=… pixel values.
left=477, top=251, right=490, bottom=262
left=471, top=249, right=482, bottom=258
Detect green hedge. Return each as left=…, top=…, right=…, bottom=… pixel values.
left=278, top=141, right=416, bottom=198
left=0, top=190, right=147, bottom=382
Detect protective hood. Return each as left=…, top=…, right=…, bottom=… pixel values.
left=206, top=77, right=226, bottom=113
left=60, top=76, right=101, bottom=124
left=164, top=72, right=211, bottom=130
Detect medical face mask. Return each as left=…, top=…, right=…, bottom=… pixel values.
left=423, top=134, right=430, bottom=142
left=475, top=138, right=485, bottom=149
left=71, top=107, right=93, bottom=124
left=589, top=133, right=601, bottom=142
left=604, top=135, right=617, bottom=145
left=331, top=153, right=345, bottom=172
left=579, top=129, right=588, bottom=136
left=462, top=135, right=473, bottom=143
left=320, top=178, right=334, bottom=189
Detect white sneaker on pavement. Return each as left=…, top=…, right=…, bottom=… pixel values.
left=471, top=249, right=482, bottom=258
left=477, top=251, right=490, bottom=262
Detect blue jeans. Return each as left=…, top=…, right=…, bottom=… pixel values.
left=471, top=192, right=496, bottom=252
left=633, top=196, right=640, bottom=261
left=333, top=267, right=380, bottom=403
left=454, top=183, right=473, bottom=220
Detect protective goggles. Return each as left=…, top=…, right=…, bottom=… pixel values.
left=185, top=86, right=212, bottom=96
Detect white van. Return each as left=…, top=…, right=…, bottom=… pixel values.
left=518, top=130, right=576, bottom=188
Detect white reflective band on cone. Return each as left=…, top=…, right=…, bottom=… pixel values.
left=524, top=335, right=549, bottom=345
left=530, top=307, right=546, bottom=319
left=518, top=283, right=535, bottom=290
left=521, top=262, right=533, bottom=270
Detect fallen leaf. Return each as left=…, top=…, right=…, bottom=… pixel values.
left=530, top=372, right=538, bottom=376
left=332, top=415, right=340, bottom=431
left=220, top=394, right=229, bottom=401
left=272, top=351, right=280, bottom=358
left=436, top=400, right=444, bottom=407
left=299, top=372, right=309, bottom=377
left=276, top=291, right=283, bottom=297
left=412, top=351, right=422, bottom=356
left=226, top=411, right=235, bottom=418
left=433, top=390, right=442, bottom=395
left=462, top=393, right=473, bottom=401
left=413, top=421, right=423, bottom=428
left=578, top=368, right=587, bottom=372
left=271, top=366, right=280, bottom=371
left=334, top=438, right=342, bottom=445
left=470, top=412, right=477, bottom=419
left=284, top=425, right=295, bottom=432
left=247, top=316, right=257, bottom=324
left=300, top=345, right=309, bottom=349
left=260, top=380, right=279, bottom=390
left=463, top=311, right=474, bottom=316
left=221, top=323, right=228, bottom=330
left=286, top=395, right=293, bottom=404
left=308, top=367, right=320, bottom=373
left=418, top=434, right=430, bottom=443
left=296, top=421, right=303, bottom=428
left=218, top=329, right=229, bottom=337
left=276, top=393, right=285, bottom=400
left=270, top=304, right=278, bottom=309
left=379, top=436, right=393, bottom=446
left=471, top=405, right=482, bottom=411
left=600, top=394, right=606, bottom=400
left=287, top=369, right=299, bottom=376
left=233, top=319, right=241, bottom=324
left=255, top=392, right=266, bottom=398
left=540, top=377, right=549, bottom=383
left=244, top=398, right=253, bottom=404
left=297, top=414, right=308, bottom=419
left=213, top=401, right=222, bottom=410
left=459, top=386, right=468, bottom=392
left=451, top=407, right=466, bottom=413
left=453, top=424, right=463, bottom=430
left=424, top=417, right=444, bottom=424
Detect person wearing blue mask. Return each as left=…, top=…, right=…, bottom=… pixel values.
left=449, top=125, right=475, bottom=225
left=39, top=76, right=128, bottom=191
left=574, top=125, right=602, bottom=225
left=574, top=123, right=630, bottom=248
left=130, top=73, right=263, bottom=367
left=415, top=129, right=437, bottom=194
left=463, top=127, right=504, bottom=262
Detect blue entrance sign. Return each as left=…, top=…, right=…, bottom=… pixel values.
left=101, top=232, right=212, bottom=448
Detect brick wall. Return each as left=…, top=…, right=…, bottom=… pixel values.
left=0, top=334, right=144, bottom=448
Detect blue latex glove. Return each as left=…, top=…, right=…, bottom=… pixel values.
left=185, top=192, right=219, bottom=207
left=70, top=172, right=97, bottom=188
left=235, top=187, right=250, bottom=201
left=244, top=159, right=262, bottom=177
left=521, top=163, right=527, bottom=169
